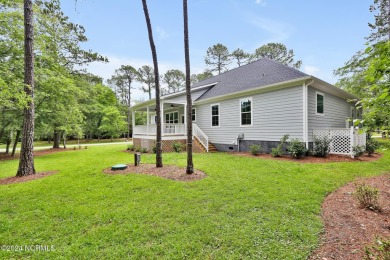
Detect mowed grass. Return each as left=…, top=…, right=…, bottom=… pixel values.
left=1, top=144, right=390, bottom=259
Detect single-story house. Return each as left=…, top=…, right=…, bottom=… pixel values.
left=131, top=58, right=363, bottom=154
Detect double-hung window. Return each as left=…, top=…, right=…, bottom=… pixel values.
left=211, top=104, right=219, bottom=127
left=240, top=98, right=252, bottom=126
left=165, top=112, right=179, bottom=124
left=192, top=108, right=196, bottom=122
left=316, top=92, right=324, bottom=115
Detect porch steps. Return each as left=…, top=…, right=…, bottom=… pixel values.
left=208, top=142, right=218, bottom=152
left=194, top=137, right=217, bottom=153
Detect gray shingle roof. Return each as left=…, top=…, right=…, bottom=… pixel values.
left=192, top=58, right=309, bottom=101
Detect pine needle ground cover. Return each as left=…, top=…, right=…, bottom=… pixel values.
left=0, top=144, right=389, bottom=259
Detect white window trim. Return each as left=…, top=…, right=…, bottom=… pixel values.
left=191, top=108, right=196, bottom=123
left=315, top=91, right=325, bottom=116
left=165, top=111, right=179, bottom=124
left=211, top=104, right=220, bottom=127
left=239, top=97, right=253, bottom=127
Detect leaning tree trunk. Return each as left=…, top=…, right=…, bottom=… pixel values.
left=5, top=132, right=11, bottom=154
left=183, top=0, right=193, bottom=174
left=16, top=0, right=35, bottom=177
left=142, top=0, right=162, bottom=167
left=12, top=129, right=21, bottom=157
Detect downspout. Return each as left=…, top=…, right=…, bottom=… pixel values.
left=303, top=79, right=314, bottom=149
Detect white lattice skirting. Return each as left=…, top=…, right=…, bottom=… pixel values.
left=313, top=127, right=366, bottom=158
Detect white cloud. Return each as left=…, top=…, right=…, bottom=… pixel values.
left=156, top=26, right=168, bottom=41
left=303, top=65, right=320, bottom=76
left=245, top=14, right=293, bottom=49
left=255, top=0, right=266, bottom=6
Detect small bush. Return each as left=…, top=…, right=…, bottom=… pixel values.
left=353, top=183, right=381, bottom=211
left=366, top=139, right=379, bottom=156
left=152, top=145, right=157, bottom=154
left=249, top=144, right=262, bottom=155
left=84, top=146, right=88, bottom=149
left=353, top=145, right=365, bottom=158
left=140, top=147, right=148, bottom=153
left=172, top=142, right=183, bottom=153
left=127, top=144, right=135, bottom=151
left=313, top=135, right=332, bottom=157
left=364, top=237, right=390, bottom=260
left=287, top=139, right=307, bottom=159
left=134, top=146, right=141, bottom=153
left=271, top=134, right=289, bottom=157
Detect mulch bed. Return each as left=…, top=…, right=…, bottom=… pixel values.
left=310, top=174, right=390, bottom=259
left=0, top=148, right=70, bottom=161
left=0, top=171, right=59, bottom=185
left=103, top=164, right=207, bottom=182
left=234, top=152, right=383, bottom=163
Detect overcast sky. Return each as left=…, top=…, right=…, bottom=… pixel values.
left=60, top=0, right=373, bottom=101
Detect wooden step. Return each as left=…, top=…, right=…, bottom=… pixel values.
left=207, top=142, right=218, bottom=152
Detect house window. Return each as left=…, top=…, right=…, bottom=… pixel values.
left=240, top=97, right=252, bottom=126
left=316, top=92, right=324, bottom=115
left=165, top=112, right=179, bottom=124
left=211, top=104, right=219, bottom=127
left=192, top=108, right=196, bottom=122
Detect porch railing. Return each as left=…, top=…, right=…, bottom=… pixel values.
left=133, top=124, right=186, bottom=136
left=193, top=123, right=208, bottom=152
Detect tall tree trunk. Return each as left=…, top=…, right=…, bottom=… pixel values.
left=142, top=0, right=162, bottom=167
left=53, top=130, right=60, bottom=148
left=5, top=131, right=11, bottom=154
left=148, top=84, right=152, bottom=100
left=17, top=0, right=35, bottom=177
left=183, top=0, right=193, bottom=174
left=12, top=130, right=21, bottom=157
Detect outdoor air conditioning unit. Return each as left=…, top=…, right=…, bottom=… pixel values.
left=237, top=133, right=244, bottom=139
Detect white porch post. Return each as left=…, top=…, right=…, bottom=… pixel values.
left=132, top=110, right=135, bottom=137
left=184, top=103, right=187, bottom=135
left=161, top=102, right=164, bottom=136
left=146, top=106, right=149, bottom=135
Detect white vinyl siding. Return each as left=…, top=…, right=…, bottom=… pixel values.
left=308, top=86, right=352, bottom=142
left=196, top=85, right=304, bottom=144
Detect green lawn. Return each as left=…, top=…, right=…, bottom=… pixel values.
left=0, top=138, right=129, bottom=150
left=1, top=144, right=389, bottom=259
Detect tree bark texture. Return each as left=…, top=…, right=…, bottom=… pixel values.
left=142, top=0, right=162, bottom=167
left=183, top=0, right=194, bottom=174
left=17, top=0, right=36, bottom=177
left=53, top=130, right=60, bottom=148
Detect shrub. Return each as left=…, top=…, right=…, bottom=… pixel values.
left=140, top=147, right=148, bottom=153
left=271, top=147, right=282, bottom=157
left=366, top=139, right=379, bottom=156
left=134, top=146, right=141, bottom=153
left=312, top=135, right=332, bottom=157
left=364, top=237, right=390, bottom=260
left=271, top=134, right=289, bottom=157
left=84, top=146, right=88, bottom=149
left=249, top=144, right=262, bottom=155
left=152, top=145, right=157, bottom=154
left=352, top=145, right=365, bottom=158
left=127, top=144, right=135, bottom=151
left=172, top=142, right=183, bottom=153
left=353, top=183, right=381, bottom=211
left=287, top=139, right=307, bottom=159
